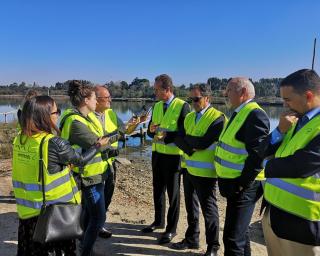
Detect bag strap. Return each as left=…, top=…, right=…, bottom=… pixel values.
left=39, top=135, right=48, bottom=207
left=39, top=134, right=79, bottom=206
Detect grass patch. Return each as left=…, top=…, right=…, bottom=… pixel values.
left=0, top=122, right=18, bottom=159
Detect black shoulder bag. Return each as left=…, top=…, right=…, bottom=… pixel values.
left=33, top=135, right=83, bottom=244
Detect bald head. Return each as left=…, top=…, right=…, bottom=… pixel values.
left=94, top=85, right=111, bottom=113
left=225, top=77, right=255, bottom=108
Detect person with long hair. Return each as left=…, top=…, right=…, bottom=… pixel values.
left=12, top=95, right=109, bottom=256
left=60, top=80, right=110, bottom=256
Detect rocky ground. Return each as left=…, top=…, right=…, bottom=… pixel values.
left=0, top=155, right=267, bottom=256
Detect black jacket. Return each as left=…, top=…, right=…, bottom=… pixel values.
left=47, top=137, right=99, bottom=175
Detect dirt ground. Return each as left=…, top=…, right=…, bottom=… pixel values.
left=0, top=155, right=267, bottom=256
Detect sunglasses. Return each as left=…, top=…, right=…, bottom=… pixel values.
left=51, top=108, right=61, bottom=116
left=188, top=96, right=203, bottom=103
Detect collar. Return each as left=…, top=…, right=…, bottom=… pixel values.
left=165, top=94, right=175, bottom=105
left=234, top=99, right=253, bottom=113
left=302, top=107, right=320, bottom=122
left=198, top=104, right=211, bottom=116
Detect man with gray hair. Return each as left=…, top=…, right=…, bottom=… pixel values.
left=214, top=77, right=270, bottom=256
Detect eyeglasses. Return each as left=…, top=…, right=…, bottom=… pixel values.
left=51, top=109, right=61, bottom=116
left=188, top=96, right=203, bottom=103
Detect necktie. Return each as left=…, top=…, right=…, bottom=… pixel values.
left=226, top=112, right=237, bottom=129
left=163, top=103, right=168, bottom=113
left=195, top=112, right=202, bottom=123
left=293, top=116, right=308, bottom=135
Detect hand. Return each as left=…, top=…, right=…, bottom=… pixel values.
left=139, top=114, right=148, bottom=123
left=67, top=164, right=74, bottom=170
left=128, top=116, right=139, bottom=125
left=150, top=123, right=159, bottom=133
left=98, top=136, right=110, bottom=147
left=278, top=111, right=298, bottom=133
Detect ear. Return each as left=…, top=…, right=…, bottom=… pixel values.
left=306, top=90, right=314, bottom=102
left=240, top=87, right=247, bottom=96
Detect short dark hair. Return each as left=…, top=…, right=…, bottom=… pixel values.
left=190, top=83, right=212, bottom=96
left=154, top=74, right=173, bottom=91
left=67, top=80, right=95, bottom=107
left=21, top=96, right=59, bottom=137
left=280, top=69, right=320, bottom=94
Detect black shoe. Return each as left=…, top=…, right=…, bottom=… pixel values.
left=158, top=232, right=176, bottom=244
left=203, top=245, right=218, bottom=256
left=98, top=227, right=112, bottom=239
left=141, top=223, right=164, bottom=233
left=171, top=239, right=199, bottom=250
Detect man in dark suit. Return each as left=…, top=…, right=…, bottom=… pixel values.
left=214, top=77, right=270, bottom=256
left=171, top=83, right=225, bottom=256
left=259, top=69, right=320, bottom=255
left=141, top=74, right=190, bottom=244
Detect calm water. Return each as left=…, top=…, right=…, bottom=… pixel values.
left=0, top=98, right=282, bottom=157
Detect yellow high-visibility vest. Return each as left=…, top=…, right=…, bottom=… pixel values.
left=264, top=114, right=320, bottom=221
left=183, top=107, right=224, bottom=178
left=215, top=102, right=265, bottom=180
left=60, top=109, right=108, bottom=178
left=151, top=98, right=185, bottom=155
left=12, top=133, right=81, bottom=219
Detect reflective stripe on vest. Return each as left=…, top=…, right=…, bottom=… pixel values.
left=15, top=186, right=79, bottom=209
left=151, top=98, right=185, bottom=155
left=12, top=133, right=81, bottom=219
left=13, top=172, right=70, bottom=192
left=264, top=114, right=320, bottom=221
left=215, top=102, right=265, bottom=180
left=60, top=109, right=108, bottom=178
left=183, top=107, right=224, bottom=178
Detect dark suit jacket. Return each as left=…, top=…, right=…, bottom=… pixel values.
left=259, top=130, right=320, bottom=245
left=218, top=107, right=270, bottom=197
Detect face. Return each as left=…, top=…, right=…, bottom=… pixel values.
left=154, top=82, right=171, bottom=101
left=189, top=88, right=209, bottom=112
left=225, top=82, right=242, bottom=109
left=50, top=102, right=60, bottom=125
left=85, top=92, right=97, bottom=112
left=96, top=88, right=111, bottom=112
left=280, top=86, right=308, bottom=115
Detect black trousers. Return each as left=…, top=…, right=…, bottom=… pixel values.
left=219, top=179, right=263, bottom=256
left=183, top=170, right=220, bottom=249
left=104, top=162, right=116, bottom=212
left=152, top=152, right=181, bottom=233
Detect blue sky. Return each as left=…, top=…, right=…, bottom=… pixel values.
left=0, top=0, right=319, bottom=86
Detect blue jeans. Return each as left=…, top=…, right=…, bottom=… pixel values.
left=219, top=180, right=263, bottom=256
left=81, top=183, right=106, bottom=256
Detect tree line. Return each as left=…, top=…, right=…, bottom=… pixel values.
left=0, top=77, right=282, bottom=99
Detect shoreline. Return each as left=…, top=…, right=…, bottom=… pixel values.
left=0, top=94, right=283, bottom=106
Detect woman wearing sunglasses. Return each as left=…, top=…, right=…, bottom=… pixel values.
left=12, top=95, right=109, bottom=255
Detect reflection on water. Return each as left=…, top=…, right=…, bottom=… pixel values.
left=0, top=97, right=281, bottom=157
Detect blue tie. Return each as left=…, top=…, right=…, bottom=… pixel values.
left=163, top=103, right=168, bottom=113
left=294, top=116, right=308, bottom=134
left=195, top=112, right=202, bottom=123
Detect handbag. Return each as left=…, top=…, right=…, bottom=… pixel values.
left=33, top=136, right=83, bottom=244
